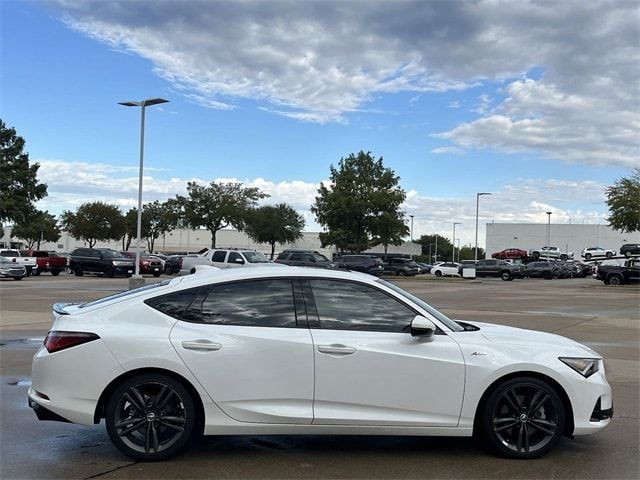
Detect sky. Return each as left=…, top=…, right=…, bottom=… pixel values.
left=2, top=0, right=639, bottom=247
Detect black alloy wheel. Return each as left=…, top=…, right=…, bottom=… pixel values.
left=105, top=374, right=195, bottom=461
left=104, top=266, right=114, bottom=278
left=625, top=251, right=631, bottom=258
left=608, top=274, right=623, bottom=286
left=73, top=266, right=83, bottom=277
left=435, top=270, right=442, bottom=277
left=481, top=377, right=565, bottom=459
left=606, top=252, right=612, bottom=258
left=501, top=271, right=512, bottom=281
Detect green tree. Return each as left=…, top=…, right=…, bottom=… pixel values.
left=245, top=204, right=305, bottom=259
left=177, top=181, right=268, bottom=248
left=312, top=151, right=407, bottom=253
left=458, top=245, right=485, bottom=261
left=143, top=199, right=180, bottom=252
left=12, top=210, right=61, bottom=249
left=416, top=234, right=453, bottom=262
left=606, top=169, right=640, bottom=233
left=0, top=120, right=48, bottom=224
left=122, top=208, right=140, bottom=251
left=61, top=202, right=125, bottom=248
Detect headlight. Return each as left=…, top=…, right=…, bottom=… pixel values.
left=559, top=357, right=600, bottom=378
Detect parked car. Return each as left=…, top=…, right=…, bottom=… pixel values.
left=153, top=254, right=182, bottom=275
left=416, top=262, right=432, bottom=274
left=120, top=252, right=163, bottom=277
left=333, top=255, right=385, bottom=276
left=382, top=257, right=421, bottom=276
left=595, top=259, right=640, bottom=285
left=180, top=248, right=271, bottom=275
left=529, top=246, right=574, bottom=261
left=491, top=248, right=527, bottom=260
left=275, top=250, right=333, bottom=268
left=68, top=248, right=135, bottom=277
left=431, top=262, right=460, bottom=277
left=474, top=259, right=525, bottom=281
left=619, top=244, right=640, bottom=258
left=0, top=249, right=38, bottom=275
left=29, top=266, right=612, bottom=461
left=524, top=261, right=556, bottom=279
left=23, top=250, right=67, bottom=276
left=581, top=247, right=615, bottom=260
left=0, top=256, right=26, bottom=280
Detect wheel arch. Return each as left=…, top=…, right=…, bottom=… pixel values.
left=93, top=367, right=205, bottom=434
left=472, top=370, right=574, bottom=438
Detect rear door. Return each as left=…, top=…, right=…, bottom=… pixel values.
left=209, top=250, right=228, bottom=268
left=169, top=277, right=314, bottom=424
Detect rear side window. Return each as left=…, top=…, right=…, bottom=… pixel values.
left=290, top=253, right=306, bottom=261
left=145, top=287, right=200, bottom=320
left=211, top=251, right=227, bottom=262
left=199, top=279, right=297, bottom=327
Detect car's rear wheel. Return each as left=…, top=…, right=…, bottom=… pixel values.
left=33, top=269, right=41, bottom=276
left=104, top=266, right=114, bottom=278
left=605, top=252, right=612, bottom=258
left=607, top=274, right=623, bottom=286
left=585, top=253, right=592, bottom=260
left=435, top=270, right=442, bottom=277
left=13, top=276, right=23, bottom=281
left=624, top=251, right=631, bottom=258
left=51, top=270, right=61, bottom=276
left=105, top=373, right=196, bottom=461
left=73, top=266, right=83, bottom=277
left=481, top=376, right=565, bottom=459
left=397, top=270, right=405, bottom=276
left=501, top=271, right=512, bottom=281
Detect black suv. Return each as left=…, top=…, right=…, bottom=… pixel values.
left=382, top=258, right=421, bottom=276
left=275, top=250, right=333, bottom=268
left=69, top=248, right=135, bottom=277
left=620, top=244, right=640, bottom=258
left=524, top=261, right=556, bottom=279
left=475, top=259, right=525, bottom=281
left=333, top=255, right=384, bottom=276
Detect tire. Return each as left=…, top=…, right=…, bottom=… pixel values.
left=397, top=270, right=406, bottom=276
left=13, top=276, right=23, bottom=281
left=624, top=251, right=631, bottom=258
left=560, top=254, right=567, bottom=261
left=605, top=252, right=612, bottom=259
left=190, top=268, right=196, bottom=275
left=501, top=271, right=512, bottom=281
left=153, top=272, right=161, bottom=277
left=73, top=266, right=83, bottom=277
left=51, top=270, right=61, bottom=277
left=544, top=273, right=553, bottom=280
left=532, top=252, right=540, bottom=260
left=585, top=253, right=592, bottom=260
left=435, top=270, right=442, bottom=277
left=164, top=266, right=172, bottom=275
left=104, top=266, right=115, bottom=278
left=480, top=376, right=565, bottom=459
left=608, top=274, right=623, bottom=286
left=105, top=373, right=196, bottom=462
left=33, top=269, right=41, bottom=276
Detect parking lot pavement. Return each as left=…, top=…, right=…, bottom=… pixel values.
left=1, top=274, right=638, bottom=479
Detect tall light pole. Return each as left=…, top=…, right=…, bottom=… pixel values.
left=452, top=222, right=461, bottom=262
left=434, top=234, right=438, bottom=263
left=456, top=238, right=460, bottom=262
left=409, top=215, right=414, bottom=259
left=119, top=98, right=169, bottom=286
left=546, top=211, right=552, bottom=260
left=475, top=192, right=491, bottom=261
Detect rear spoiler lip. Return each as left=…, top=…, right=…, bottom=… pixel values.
left=53, top=302, right=81, bottom=315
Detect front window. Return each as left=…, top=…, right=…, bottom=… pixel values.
left=101, top=250, right=127, bottom=259
left=243, top=251, right=269, bottom=263
left=376, top=279, right=464, bottom=332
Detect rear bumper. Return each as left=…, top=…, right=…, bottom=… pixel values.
left=28, top=396, right=72, bottom=423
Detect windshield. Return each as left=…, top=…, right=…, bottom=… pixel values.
left=80, top=280, right=171, bottom=308
left=375, top=279, right=464, bottom=332
left=312, top=253, right=329, bottom=262
left=244, top=251, right=269, bottom=263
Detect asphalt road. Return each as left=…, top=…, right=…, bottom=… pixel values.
left=1, top=273, right=638, bottom=479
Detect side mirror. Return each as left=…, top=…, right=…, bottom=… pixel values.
left=234, top=258, right=245, bottom=264
left=410, top=315, right=436, bottom=338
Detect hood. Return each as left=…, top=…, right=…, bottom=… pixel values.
left=460, top=321, right=601, bottom=357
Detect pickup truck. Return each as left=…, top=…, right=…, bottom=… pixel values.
left=0, top=249, right=38, bottom=275
left=180, top=248, right=272, bottom=274
left=473, top=259, right=525, bottom=281
left=529, top=246, right=574, bottom=261
left=22, top=250, right=67, bottom=276
left=595, top=259, right=640, bottom=286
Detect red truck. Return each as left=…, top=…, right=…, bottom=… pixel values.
left=22, top=250, right=67, bottom=276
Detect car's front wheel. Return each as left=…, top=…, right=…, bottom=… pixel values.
left=500, top=271, right=512, bottom=281
left=624, top=251, right=631, bottom=258
left=480, top=376, right=565, bottom=459
left=105, top=373, right=196, bottom=461
left=585, top=253, right=592, bottom=260
left=607, top=274, right=623, bottom=286
left=434, top=270, right=442, bottom=277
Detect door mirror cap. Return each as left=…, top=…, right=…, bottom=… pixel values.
left=410, top=316, right=436, bottom=338
left=234, top=258, right=245, bottom=264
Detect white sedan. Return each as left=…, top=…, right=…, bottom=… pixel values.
left=431, top=262, right=461, bottom=277
left=29, top=266, right=612, bottom=461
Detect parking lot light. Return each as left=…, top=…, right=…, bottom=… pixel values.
left=546, top=211, right=552, bottom=260
left=452, top=222, right=461, bottom=262
left=475, top=192, right=491, bottom=261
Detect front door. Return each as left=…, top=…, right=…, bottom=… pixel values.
left=169, top=278, right=314, bottom=424
left=305, top=279, right=465, bottom=427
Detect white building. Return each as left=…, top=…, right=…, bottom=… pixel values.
left=485, top=223, right=640, bottom=258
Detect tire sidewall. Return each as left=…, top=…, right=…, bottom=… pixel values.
left=480, top=376, right=565, bottom=459
left=608, top=275, right=622, bottom=286
left=105, top=373, right=196, bottom=461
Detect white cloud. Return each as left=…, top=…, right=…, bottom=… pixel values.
left=36, top=159, right=610, bottom=246
left=431, top=146, right=465, bottom=155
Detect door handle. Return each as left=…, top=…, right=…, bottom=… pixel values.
left=181, top=340, right=222, bottom=351
left=317, top=344, right=356, bottom=355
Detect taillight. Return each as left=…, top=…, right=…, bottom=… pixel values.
left=44, top=331, right=100, bottom=353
